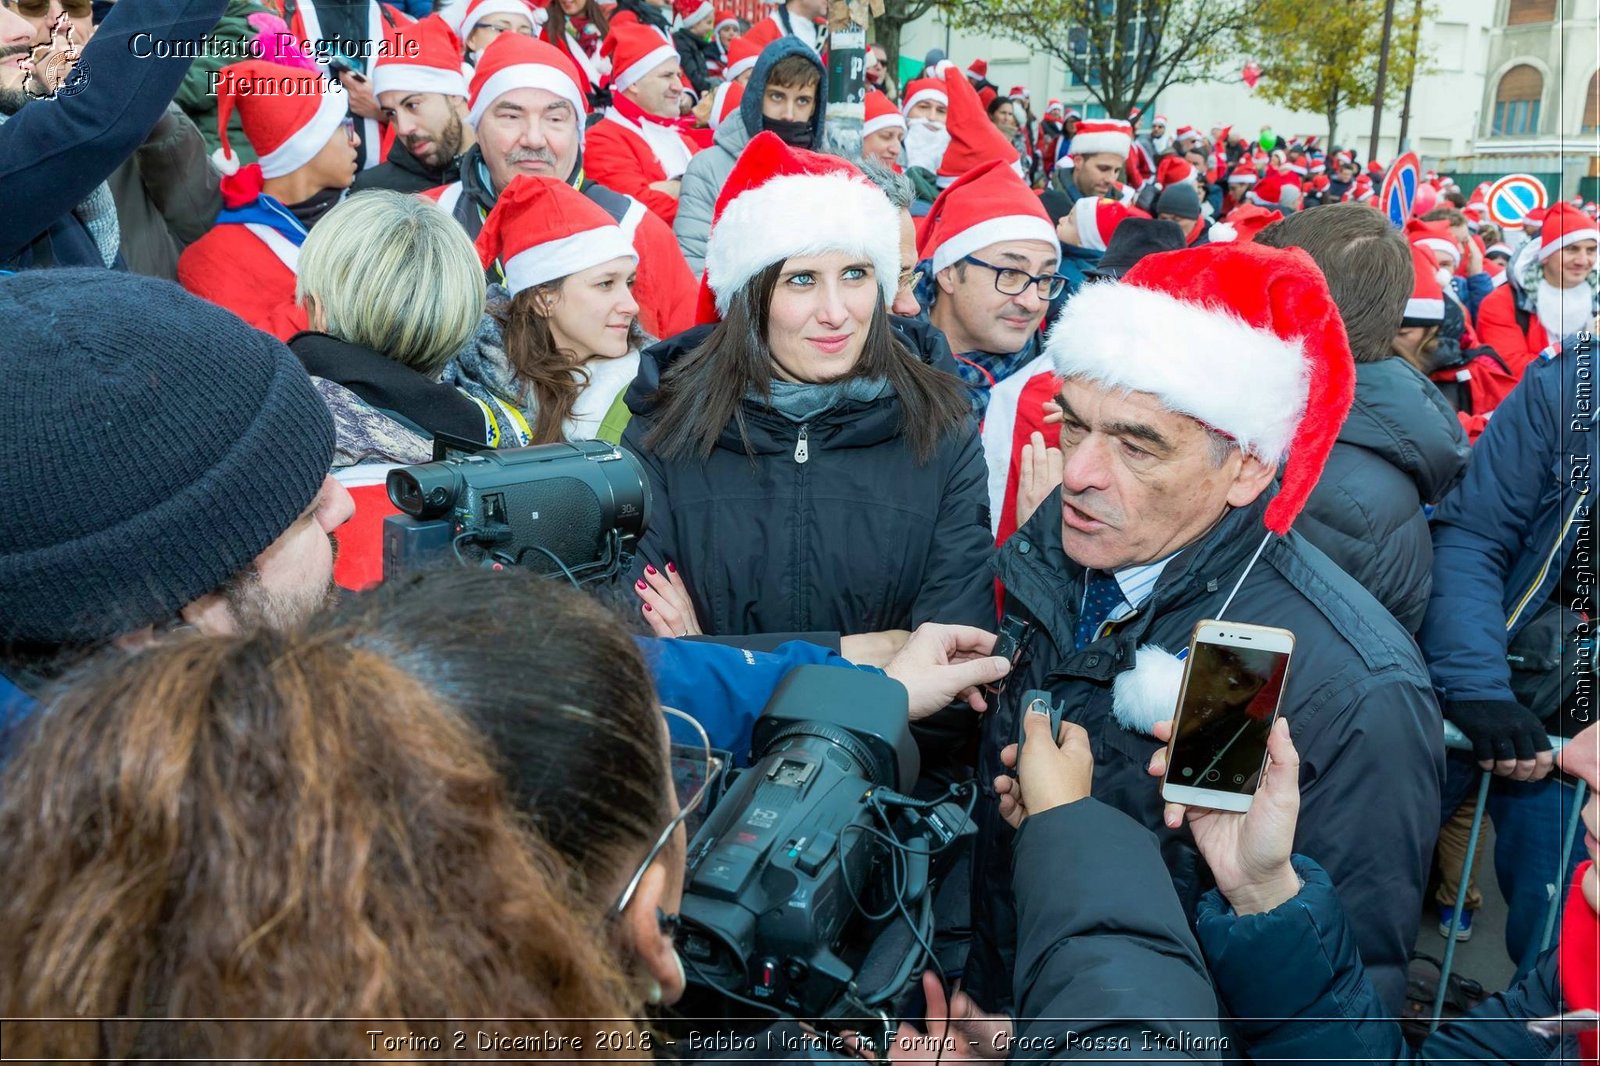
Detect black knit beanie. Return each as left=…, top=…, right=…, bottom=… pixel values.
left=0, top=270, right=335, bottom=646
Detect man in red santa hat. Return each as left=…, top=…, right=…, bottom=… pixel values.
left=1047, top=116, right=1131, bottom=209
left=860, top=89, right=905, bottom=171
left=179, top=60, right=359, bottom=339
left=423, top=32, right=697, bottom=338
left=584, top=21, right=700, bottom=224
left=965, top=241, right=1442, bottom=1021
left=353, top=15, right=476, bottom=194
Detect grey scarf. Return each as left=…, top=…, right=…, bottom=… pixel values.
left=755, top=376, right=891, bottom=424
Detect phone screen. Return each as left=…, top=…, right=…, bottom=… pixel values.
left=1168, top=640, right=1290, bottom=795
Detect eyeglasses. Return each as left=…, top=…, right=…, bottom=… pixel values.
left=611, top=706, right=725, bottom=917
left=13, top=0, right=90, bottom=18
left=473, top=18, right=534, bottom=35
left=340, top=116, right=358, bottom=142
left=897, top=267, right=924, bottom=292
left=961, top=255, right=1068, bottom=300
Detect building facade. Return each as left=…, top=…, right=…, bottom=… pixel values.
left=895, top=0, right=1598, bottom=195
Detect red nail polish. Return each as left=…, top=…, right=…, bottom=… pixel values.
left=643, top=603, right=653, bottom=612
left=645, top=564, right=657, bottom=575
left=636, top=579, right=647, bottom=589
left=666, top=561, right=676, bottom=574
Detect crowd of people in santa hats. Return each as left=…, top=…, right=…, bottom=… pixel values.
left=3, top=1, right=1600, bottom=1061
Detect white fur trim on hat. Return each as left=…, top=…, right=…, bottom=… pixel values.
left=1404, top=296, right=1444, bottom=322
left=929, top=214, right=1059, bottom=274
left=373, top=63, right=469, bottom=100
left=705, top=172, right=901, bottom=317
left=458, top=0, right=538, bottom=37
left=1046, top=282, right=1310, bottom=463
left=725, top=53, right=758, bottom=79
left=1069, top=130, right=1130, bottom=158
left=503, top=224, right=637, bottom=294
left=1111, top=645, right=1185, bottom=736
left=1071, top=196, right=1106, bottom=252
left=469, top=62, right=586, bottom=127
left=901, top=86, right=947, bottom=116
left=257, top=87, right=348, bottom=179
left=612, top=42, right=680, bottom=92
left=862, top=111, right=905, bottom=138
left=1414, top=236, right=1459, bottom=265
left=1542, top=226, right=1600, bottom=261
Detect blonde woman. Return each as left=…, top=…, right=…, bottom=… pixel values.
left=291, top=189, right=530, bottom=468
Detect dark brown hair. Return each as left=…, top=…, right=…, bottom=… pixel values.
left=497, top=284, right=645, bottom=444
left=767, top=53, right=821, bottom=92
left=0, top=626, right=638, bottom=1060
left=642, top=260, right=970, bottom=462
left=1422, top=206, right=1467, bottom=228
left=1255, top=202, right=1410, bottom=363
left=328, top=566, right=673, bottom=883
left=543, top=0, right=609, bottom=56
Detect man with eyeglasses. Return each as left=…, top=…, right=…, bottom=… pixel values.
left=919, top=158, right=1068, bottom=542
left=1, top=0, right=228, bottom=270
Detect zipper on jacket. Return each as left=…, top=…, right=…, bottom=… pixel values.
left=794, top=424, right=809, bottom=464
left=1506, top=491, right=1589, bottom=632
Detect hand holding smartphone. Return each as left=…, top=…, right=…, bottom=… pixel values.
left=1160, top=620, right=1295, bottom=813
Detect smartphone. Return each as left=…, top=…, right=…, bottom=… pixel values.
left=1160, top=620, right=1295, bottom=813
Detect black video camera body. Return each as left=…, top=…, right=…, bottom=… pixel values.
left=676, top=667, right=974, bottom=1035
left=383, top=440, right=650, bottom=582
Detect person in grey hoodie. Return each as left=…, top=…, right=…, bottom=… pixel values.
left=672, top=36, right=824, bottom=274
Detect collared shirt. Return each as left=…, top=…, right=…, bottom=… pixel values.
left=1078, top=552, right=1177, bottom=644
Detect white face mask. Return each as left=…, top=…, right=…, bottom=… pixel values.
left=904, top=118, right=950, bottom=172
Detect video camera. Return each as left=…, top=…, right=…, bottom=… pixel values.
left=382, top=439, right=650, bottom=585
left=674, top=666, right=976, bottom=1047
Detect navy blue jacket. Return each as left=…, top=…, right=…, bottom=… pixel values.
left=1, top=638, right=872, bottom=768
left=1450, top=272, right=1493, bottom=321
left=1195, top=855, right=1571, bottom=1062
left=0, top=0, right=226, bottom=269
left=966, top=494, right=1442, bottom=1016
left=1419, top=342, right=1596, bottom=705
left=1013, top=799, right=1222, bottom=1059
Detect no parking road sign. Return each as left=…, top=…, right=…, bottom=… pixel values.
left=1486, top=174, right=1548, bottom=228
left=1380, top=152, right=1420, bottom=228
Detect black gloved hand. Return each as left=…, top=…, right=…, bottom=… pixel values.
left=1447, top=699, right=1552, bottom=766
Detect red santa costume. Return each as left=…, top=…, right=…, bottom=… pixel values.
left=918, top=160, right=1062, bottom=542
left=585, top=22, right=700, bottom=225
left=422, top=33, right=698, bottom=339
left=177, top=61, right=349, bottom=340
left=743, top=2, right=821, bottom=53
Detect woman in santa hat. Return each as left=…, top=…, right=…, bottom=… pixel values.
left=621, top=134, right=996, bottom=758
left=449, top=174, right=646, bottom=443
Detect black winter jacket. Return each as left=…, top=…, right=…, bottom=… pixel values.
left=1296, top=358, right=1469, bottom=634
left=350, top=136, right=462, bottom=196
left=1013, top=799, right=1222, bottom=1059
left=1195, top=855, right=1571, bottom=1061
left=964, top=493, right=1443, bottom=1017
left=620, top=325, right=995, bottom=637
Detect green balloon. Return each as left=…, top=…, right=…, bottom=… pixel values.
left=1258, top=130, right=1277, bottom=152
